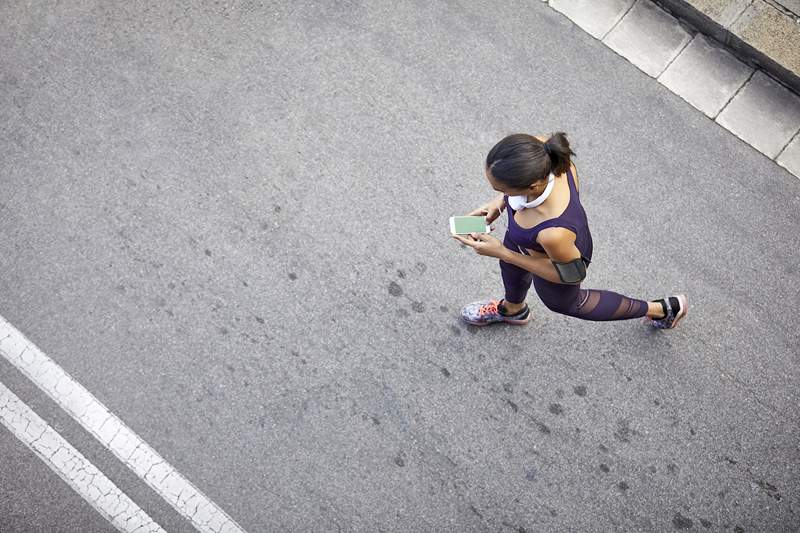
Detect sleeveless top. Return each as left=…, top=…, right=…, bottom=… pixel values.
left=504, top=167, right=593, bottom=264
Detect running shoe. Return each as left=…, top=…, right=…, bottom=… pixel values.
left=645, top=294, right=688, bottom=329
left=461, top=298, right=531, bottom=326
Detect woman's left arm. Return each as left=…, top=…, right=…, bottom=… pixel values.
left=497, top=249, right=563, bottom=283
left=453, top=227, right=583, bottom=284
left=497, top=227, right=583, bottom=284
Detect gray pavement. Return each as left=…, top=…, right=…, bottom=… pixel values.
left=1, top=0, right=799, bottom=531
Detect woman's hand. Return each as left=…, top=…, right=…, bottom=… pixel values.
left=452, top=232, right=506, bottom=258
left=468, top=195, right=504, bottom=224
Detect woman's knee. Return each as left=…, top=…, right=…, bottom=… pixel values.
left=533, top=280, right=581, bottom=316
left=540, top=297, right=577, bottom=316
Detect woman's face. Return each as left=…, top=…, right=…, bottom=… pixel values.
left=484, top=165, right=546, bottom=198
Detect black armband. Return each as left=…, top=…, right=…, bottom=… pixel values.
left=552, top=258, right=587, bottom=284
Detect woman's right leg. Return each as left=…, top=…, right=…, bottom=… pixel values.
left=459, top=232, right=533, bottom=325
left=499, top=232, right=533, bottom=309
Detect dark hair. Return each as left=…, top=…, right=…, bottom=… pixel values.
left=485, top=132, right=575, bottom=189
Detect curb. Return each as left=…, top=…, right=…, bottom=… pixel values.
left=651, top=0, right=800, bottom=95
left=545, top=0, right=800, bottom=180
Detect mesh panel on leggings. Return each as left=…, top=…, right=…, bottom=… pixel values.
left=610, top=296, right=639, bottom=319
left=574, top=289, right=648, bottom=320
left=575, top=289, right=602, bottom=315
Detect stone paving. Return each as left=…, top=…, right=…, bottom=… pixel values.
left=659, top=34, right=753, bottom=117
left=653, top=0, right=800, bottom=92
left=604, top=0, right=693, bottom=77
left=717, top=70, right=800, bottom=159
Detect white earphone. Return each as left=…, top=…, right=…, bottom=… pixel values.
left=507, top=172, right=556, bottom=210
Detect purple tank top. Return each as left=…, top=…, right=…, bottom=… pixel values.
left=504, top=167, right=593, bottom=263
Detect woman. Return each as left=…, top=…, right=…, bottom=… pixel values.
left=453, top=132, right=688, bottom=328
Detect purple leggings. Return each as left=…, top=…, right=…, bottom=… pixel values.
left=499, top=234, right=649, bottom=321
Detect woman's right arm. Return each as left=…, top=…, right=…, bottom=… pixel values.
left=468, top=194, right=506, bottom=223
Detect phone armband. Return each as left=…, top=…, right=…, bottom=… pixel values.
left=552, top=258, right=587, bottom=284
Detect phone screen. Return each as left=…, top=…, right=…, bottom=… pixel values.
left=451, top=216, right=490, bottom=235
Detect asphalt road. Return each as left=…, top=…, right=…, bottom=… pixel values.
left=1, top=0, right=799, bottom=531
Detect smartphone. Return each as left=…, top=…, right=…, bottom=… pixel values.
left=450, top=216, right=491, bottom=235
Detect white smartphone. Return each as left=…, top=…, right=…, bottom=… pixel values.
left=450, top=216, right=491, bottom=235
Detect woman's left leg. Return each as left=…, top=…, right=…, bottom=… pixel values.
left=532, top=275, right=651, bottom=321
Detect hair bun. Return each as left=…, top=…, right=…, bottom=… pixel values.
left=543, top=143, right=552, bottom=156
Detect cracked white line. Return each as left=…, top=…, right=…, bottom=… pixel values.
left=0, top=380, right=167, bottom=533
left=0, top=313, right=247, bottom=533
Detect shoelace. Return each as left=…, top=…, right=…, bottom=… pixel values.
left=479, top=300, right=499, bottom=316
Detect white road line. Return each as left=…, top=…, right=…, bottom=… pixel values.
left=0, top=314, right=247, bottom=533
left=0, top=380, right=166, bottom=533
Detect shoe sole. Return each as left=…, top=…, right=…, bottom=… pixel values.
left=462, top=314, right=532, bottom=326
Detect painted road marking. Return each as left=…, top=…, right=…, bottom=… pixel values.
left=0, top=380, right=166, bottom=532
left=0, top=314, right=247, bottom=533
